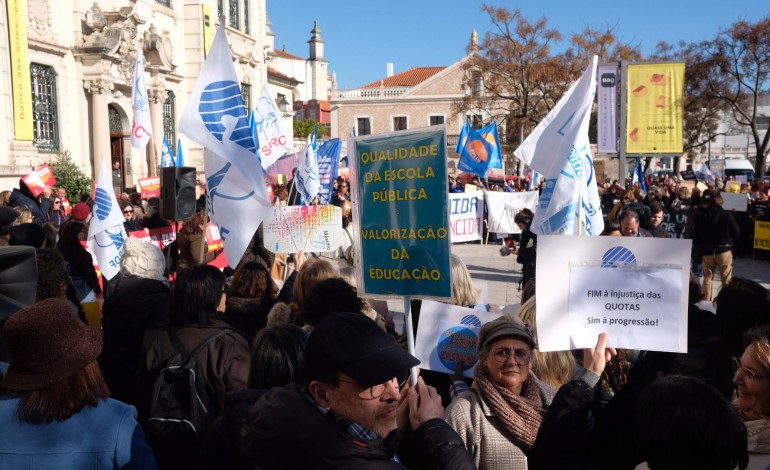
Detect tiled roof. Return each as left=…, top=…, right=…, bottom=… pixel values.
left=267, top=67, right=291, bottom=80
left=274, top=47, right=303, bottom=61
left=361, top=67, right=446, bottom=89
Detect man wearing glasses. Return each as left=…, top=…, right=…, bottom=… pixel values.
left=243, top=312, right=475, bottom=469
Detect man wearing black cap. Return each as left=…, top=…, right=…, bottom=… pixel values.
left=693, top=189, right=740, bottom=301
left=243, top=312, right=475, bottom=469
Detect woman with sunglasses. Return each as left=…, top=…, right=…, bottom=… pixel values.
left=445, top=314, right=555, bottom=470
left=120, top=201, right=141, bottom=233
left=47, top=197, right=66, bottom=226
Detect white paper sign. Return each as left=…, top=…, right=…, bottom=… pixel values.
left=568, top=265, right=682, bottom=351
left=263, top=205, right=343, bottom=253
left=536, top=236, right=691, bottom=353
left=485, top=190, right=539, bottom=234
left=414, top=300, right=499, bottom=378
left=720, top=192, right=748, bottom=212
left=449, top=192, right=483, bottom=243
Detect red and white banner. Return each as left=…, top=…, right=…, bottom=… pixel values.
left=22, top=164, right=56, bottom=197
left=136, top=176, right=160, bottom=199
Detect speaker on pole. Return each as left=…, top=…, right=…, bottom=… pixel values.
left=161, top=166, right=197, bottom=221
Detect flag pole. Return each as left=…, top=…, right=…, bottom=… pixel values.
left=618, top=60, right=629, bottom=189
left=403, top=296, right=419, bottom=387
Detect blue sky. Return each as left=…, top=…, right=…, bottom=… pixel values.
left=267, top=0, right=762, bottom=89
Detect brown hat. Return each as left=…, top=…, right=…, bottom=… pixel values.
left=477, top=314, right=537, bottom=351
left=0, top=298, right=103, bottom=391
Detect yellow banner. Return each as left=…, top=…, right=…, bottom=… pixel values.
left=755, top=221, right=770, bottom=252
left=202, top=4, right=214, bottom=58
left=7, top=0, right=34, bottom=141
left=626, top=62, right=685, bottom=154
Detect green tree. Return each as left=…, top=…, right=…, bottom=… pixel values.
left=46, top=149, right=92, bottom=201
left=294, top=119, right=327, bottom=139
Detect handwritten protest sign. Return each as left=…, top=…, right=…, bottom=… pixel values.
left=449, top=192, right=483, bottom=243
left=536, top=236, right=691, bottom=352
left=414, top=300, right=499, bottom=378
left=353, top=126, right=451, bottom=299
left=137, top=176, right=161, bottom=199
left=22, top=164, right=56, bottom=197
left=263, top=205, right=342, bottom=253
left=485, top=190, right=539, bottom=234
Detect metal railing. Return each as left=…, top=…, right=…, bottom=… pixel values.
left=332, top=87, right=410, bottom=100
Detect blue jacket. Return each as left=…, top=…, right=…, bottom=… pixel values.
left=0, top=393, right=157, bottom=469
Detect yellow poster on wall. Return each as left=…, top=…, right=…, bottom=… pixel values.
left=202, top=4, right=214, bottom=57
left=626, top=62, right=685, bottom=154
left=7, top=0, right=34, bottom=141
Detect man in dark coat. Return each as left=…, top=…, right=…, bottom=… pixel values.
left=693, top=190, right=740, bottom=301
left=9, top=179, right=52, bottom=223
left=242, top=313, right=476, bottom=469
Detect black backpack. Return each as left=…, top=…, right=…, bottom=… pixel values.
left=141, top=328, right=228, bottom=464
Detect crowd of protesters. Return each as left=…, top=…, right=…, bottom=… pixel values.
left=1, top=166, right=770, bottom=470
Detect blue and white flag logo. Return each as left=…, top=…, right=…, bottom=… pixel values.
left=87, top=158, right=127, bottom=280
left=514, top=56, right=603, bottom=236
left=161, top=136, right=175, bottom=167
left=200, top=81, right=255, bottom=152
left=252, top=83, right=293, bottom=169
left=179, top=23, right=272, bottom=267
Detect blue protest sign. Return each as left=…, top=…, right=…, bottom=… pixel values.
left=354, top=126, right=452, bottom=298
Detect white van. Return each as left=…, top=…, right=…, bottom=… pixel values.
left=723, top=159, right=755, bottom=181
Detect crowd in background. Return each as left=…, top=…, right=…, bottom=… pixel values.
left=1, top=167, right=770, bottom=469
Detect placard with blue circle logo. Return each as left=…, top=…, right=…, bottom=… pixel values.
left=414, top=300, right=501, bottom=377
left=536, top=235, right=691, bottom=353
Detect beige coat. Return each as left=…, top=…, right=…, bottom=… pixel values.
left=746, top=418, right=770, bottom=470
left=444, top=380, right=555, bottom=470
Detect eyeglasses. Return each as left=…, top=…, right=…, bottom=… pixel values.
left=732, top=357, right=769, bottom=384
left=54, top=201, right=61, bottom=204
left=491, top=347, right=532, bottom=366
left=123, top=210, right=134, bottom=214
left=338, top=375, right=409, bottom=400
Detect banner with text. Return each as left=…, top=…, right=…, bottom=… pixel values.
left=353, top=126, right=452, bottom=298
left=263, top=205, right=343, bottom=253
left=449, top=192, right=483, bottom=243
left=136, top=176, right=161, bottom=199
left=536, top=235, right=691, bottom=352
left=8, top=0, right=33, bottom=140
left=756, top=221, right=770, bottom=252
left=597, top=64, right=618, bottom=154
left=22, top=164, right=56, bottom=197
left=485, top=190, right=539, bottom=234
left=626, top=62, right=685, bottom=154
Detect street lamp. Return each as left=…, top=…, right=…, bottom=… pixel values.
left=277, top=96, right=292, bottom=118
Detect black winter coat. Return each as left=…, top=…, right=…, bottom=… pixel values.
left=99, top=274, right=170, bottom=404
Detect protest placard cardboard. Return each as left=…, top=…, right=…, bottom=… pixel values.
left=22, top=164, right=56, bottom=197
left=414, top=300, right=500, bottom=378
left=351, top=126, right=452, bottom=299
left=720, top=192, right=748, bottom=212
left=449, top=192, right=483, bottom=243
left=536, top=235, right=691, bottom=352
left=485, top=191, right=539, bottom=234
left=137, top=176, right=161, bottom=199
left=263, top=205, right=342, bottom=253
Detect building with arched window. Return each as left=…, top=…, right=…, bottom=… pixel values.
left=0, top=0, right=327, bottom=193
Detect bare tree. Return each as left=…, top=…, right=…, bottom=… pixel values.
left=696, top=17, right=770, bottom=179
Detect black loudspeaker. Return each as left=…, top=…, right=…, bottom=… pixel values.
left=0, top=246, right=38, bottom=361
left=161, top=166, right=197, bottom=221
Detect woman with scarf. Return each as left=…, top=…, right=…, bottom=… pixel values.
left=445, top=315, right=554, bottom=469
